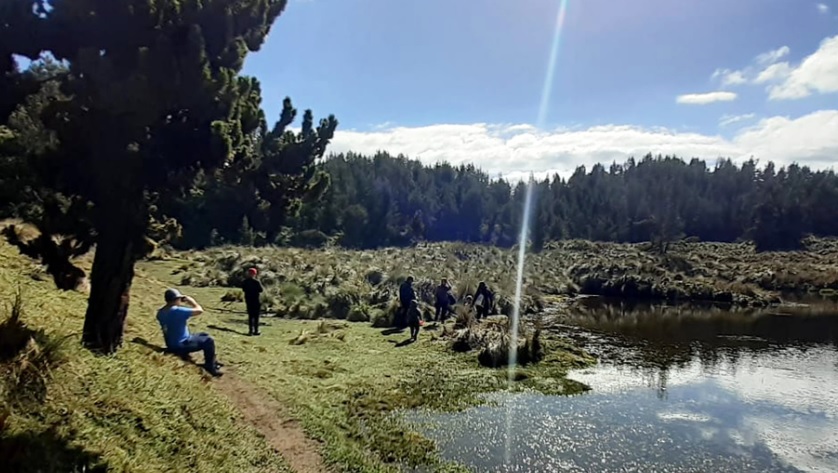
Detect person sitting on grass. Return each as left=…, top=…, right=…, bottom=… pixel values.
left=157, top=288, right=223, bottom=377
left=407, top=299, right=422, bottom=341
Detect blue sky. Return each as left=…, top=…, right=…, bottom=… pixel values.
left=243, top=0, right=838, bottom=179
left=246, top=0, right=836, bottom=136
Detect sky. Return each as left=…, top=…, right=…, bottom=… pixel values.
left=252, top=0, right=831, bottom=179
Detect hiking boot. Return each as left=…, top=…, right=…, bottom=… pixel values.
left=253, top=331, right=261, bottom=336
left=205, top=364, right=223, bottom=377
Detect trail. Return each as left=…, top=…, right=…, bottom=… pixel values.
left=212, top=371, right=329, bottom=473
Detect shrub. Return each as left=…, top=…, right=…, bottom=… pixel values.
left=291, top=230, right=330, bottom=249
left=365, top=268, right=385, bottom=286
left=220, top=290, right=243, bottom=303
left=347, top=304, right=371, bottom=323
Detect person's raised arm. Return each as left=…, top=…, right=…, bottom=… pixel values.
left=181, top=295, right=204, bottom=316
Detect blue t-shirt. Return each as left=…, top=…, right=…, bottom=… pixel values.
left=157, top=306, right=193, bottom=348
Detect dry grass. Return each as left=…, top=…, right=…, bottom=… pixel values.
left=165, top=239, right=838, bottom=327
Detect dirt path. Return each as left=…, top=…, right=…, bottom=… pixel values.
left=213, top=371, right=329, bottom=473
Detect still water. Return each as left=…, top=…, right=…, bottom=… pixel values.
left=409, top=299, right=838, bottom=472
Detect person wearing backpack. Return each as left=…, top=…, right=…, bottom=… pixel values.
left=472, top=281, right=494, bottom=320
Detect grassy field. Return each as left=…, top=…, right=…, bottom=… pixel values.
left=6, top=234, right=836, bottom=471
left=139, top=257, right=593, bottom=472
left=0, top=235, right=594, bottom=472
left=0, top=241, right=291, bottom=473
left=170, top=238, right=838, bottom=323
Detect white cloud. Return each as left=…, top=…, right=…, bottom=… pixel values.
left=676, top=91, right=738, bottom=105
left=707, top=35, right=838, bottom=101
left=817, top=3, right=830, bottom=14
left=753, top=62, right=793, bottom=84
left=328, top=110, right=838, bottom=180
left=719, top=113, right=756, bottom=127
left=767, top=35, right=838, bottom=100
left=711, top=46, right=790, bottom=88
left=755, top=46, right=791, bottom=65
left=712, top=69, right=748, bottom=87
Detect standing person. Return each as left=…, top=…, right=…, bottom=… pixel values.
left=241, top=267, right=264, bottom=336
left=157, top=288, right=223, bottom=377
left=472, top=281, right=495, bottom=320
left=398, top=276, right=416, bottom=328
left=407, top=300, right=422, bottom=341
left=434, top=278, right=453, bottom=322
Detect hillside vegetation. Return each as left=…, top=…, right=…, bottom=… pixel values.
left=168, top=238, right=838, bottom=322
left=1, top=235, right=595, bottom=472
left=0, top=240, right=289, bottom=472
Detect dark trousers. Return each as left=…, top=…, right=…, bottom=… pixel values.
left=176, top=333, right=216, bottom=368
left=396, top=302, right=409, bottom=327
left=476, top=305, right=489, bottom=319
left=409, top=323, right=420, bottom=340
left=434, top=303, right=450, bottom=321
left=247, top=305, right=260, bottom=334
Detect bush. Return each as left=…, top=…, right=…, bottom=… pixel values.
left=365, top=268, right=385, bottom=286
left=347, top=304, right=371, bottom=323
left=220, top=290, right=243, bottom=303
left=0, top=292, right=67, bottom=406
left=369, top=308, right=390, bottom=328
left=291, top=230, right=330, bottom=249
left=325, top=289, right=357, bottom=319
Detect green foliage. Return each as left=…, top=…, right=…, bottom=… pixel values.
left=287, top=153, right=837, bottom=252
left=0, top=1, right=338, bottom=352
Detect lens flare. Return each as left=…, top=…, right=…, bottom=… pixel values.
left=537, top=0, right=570, bottom=129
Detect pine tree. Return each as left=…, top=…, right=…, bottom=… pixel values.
left=2, top=0, right=289, bottom=353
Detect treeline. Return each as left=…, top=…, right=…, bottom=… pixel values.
left=179, top=152, right=838, bottom=252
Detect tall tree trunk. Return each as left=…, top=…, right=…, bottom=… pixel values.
left=82, top=222, right=137, bottom=354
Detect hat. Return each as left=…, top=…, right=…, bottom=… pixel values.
left=164, top=288, right=182, bottom=303
left=247, top=268, right=258, bottom=276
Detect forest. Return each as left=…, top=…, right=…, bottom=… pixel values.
left=168, top=151, right=838, bottom=253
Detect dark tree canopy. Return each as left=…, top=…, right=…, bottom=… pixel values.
left=273, top=152, right=837, bottom=252
left=0, top=0, right=337, bottom=353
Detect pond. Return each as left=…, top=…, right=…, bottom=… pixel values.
left=408, top=298, right=838, bottom=472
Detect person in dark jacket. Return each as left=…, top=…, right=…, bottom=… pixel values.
left=472, top=281, right=494, bottom=320
left=407, top=300, right=422, bottom=341
left=397, top=276, right=416, bottom=327
left=241, top=267, right=264, bottom=336
left=434, top=278, right=453, bottom=322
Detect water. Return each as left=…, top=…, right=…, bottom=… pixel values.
left=409, top=300, right=838, bottom=472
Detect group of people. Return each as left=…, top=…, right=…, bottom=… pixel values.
left=397, top=277, right=495, bottom=341
left=157, top=268, right=495, bottom=375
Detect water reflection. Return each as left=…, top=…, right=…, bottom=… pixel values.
left=408, top=300, right=838, bottom=473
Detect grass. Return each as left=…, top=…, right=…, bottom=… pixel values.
left=0, top=240, right=290, bottom=473
left=140, top=257, right=594, bottom=471
left=167, top=238, right=838, bottom=324
left=0, top=231, right=595, bottom=472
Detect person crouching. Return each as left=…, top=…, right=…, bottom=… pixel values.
left=157, top=288, right=222, bottom=377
